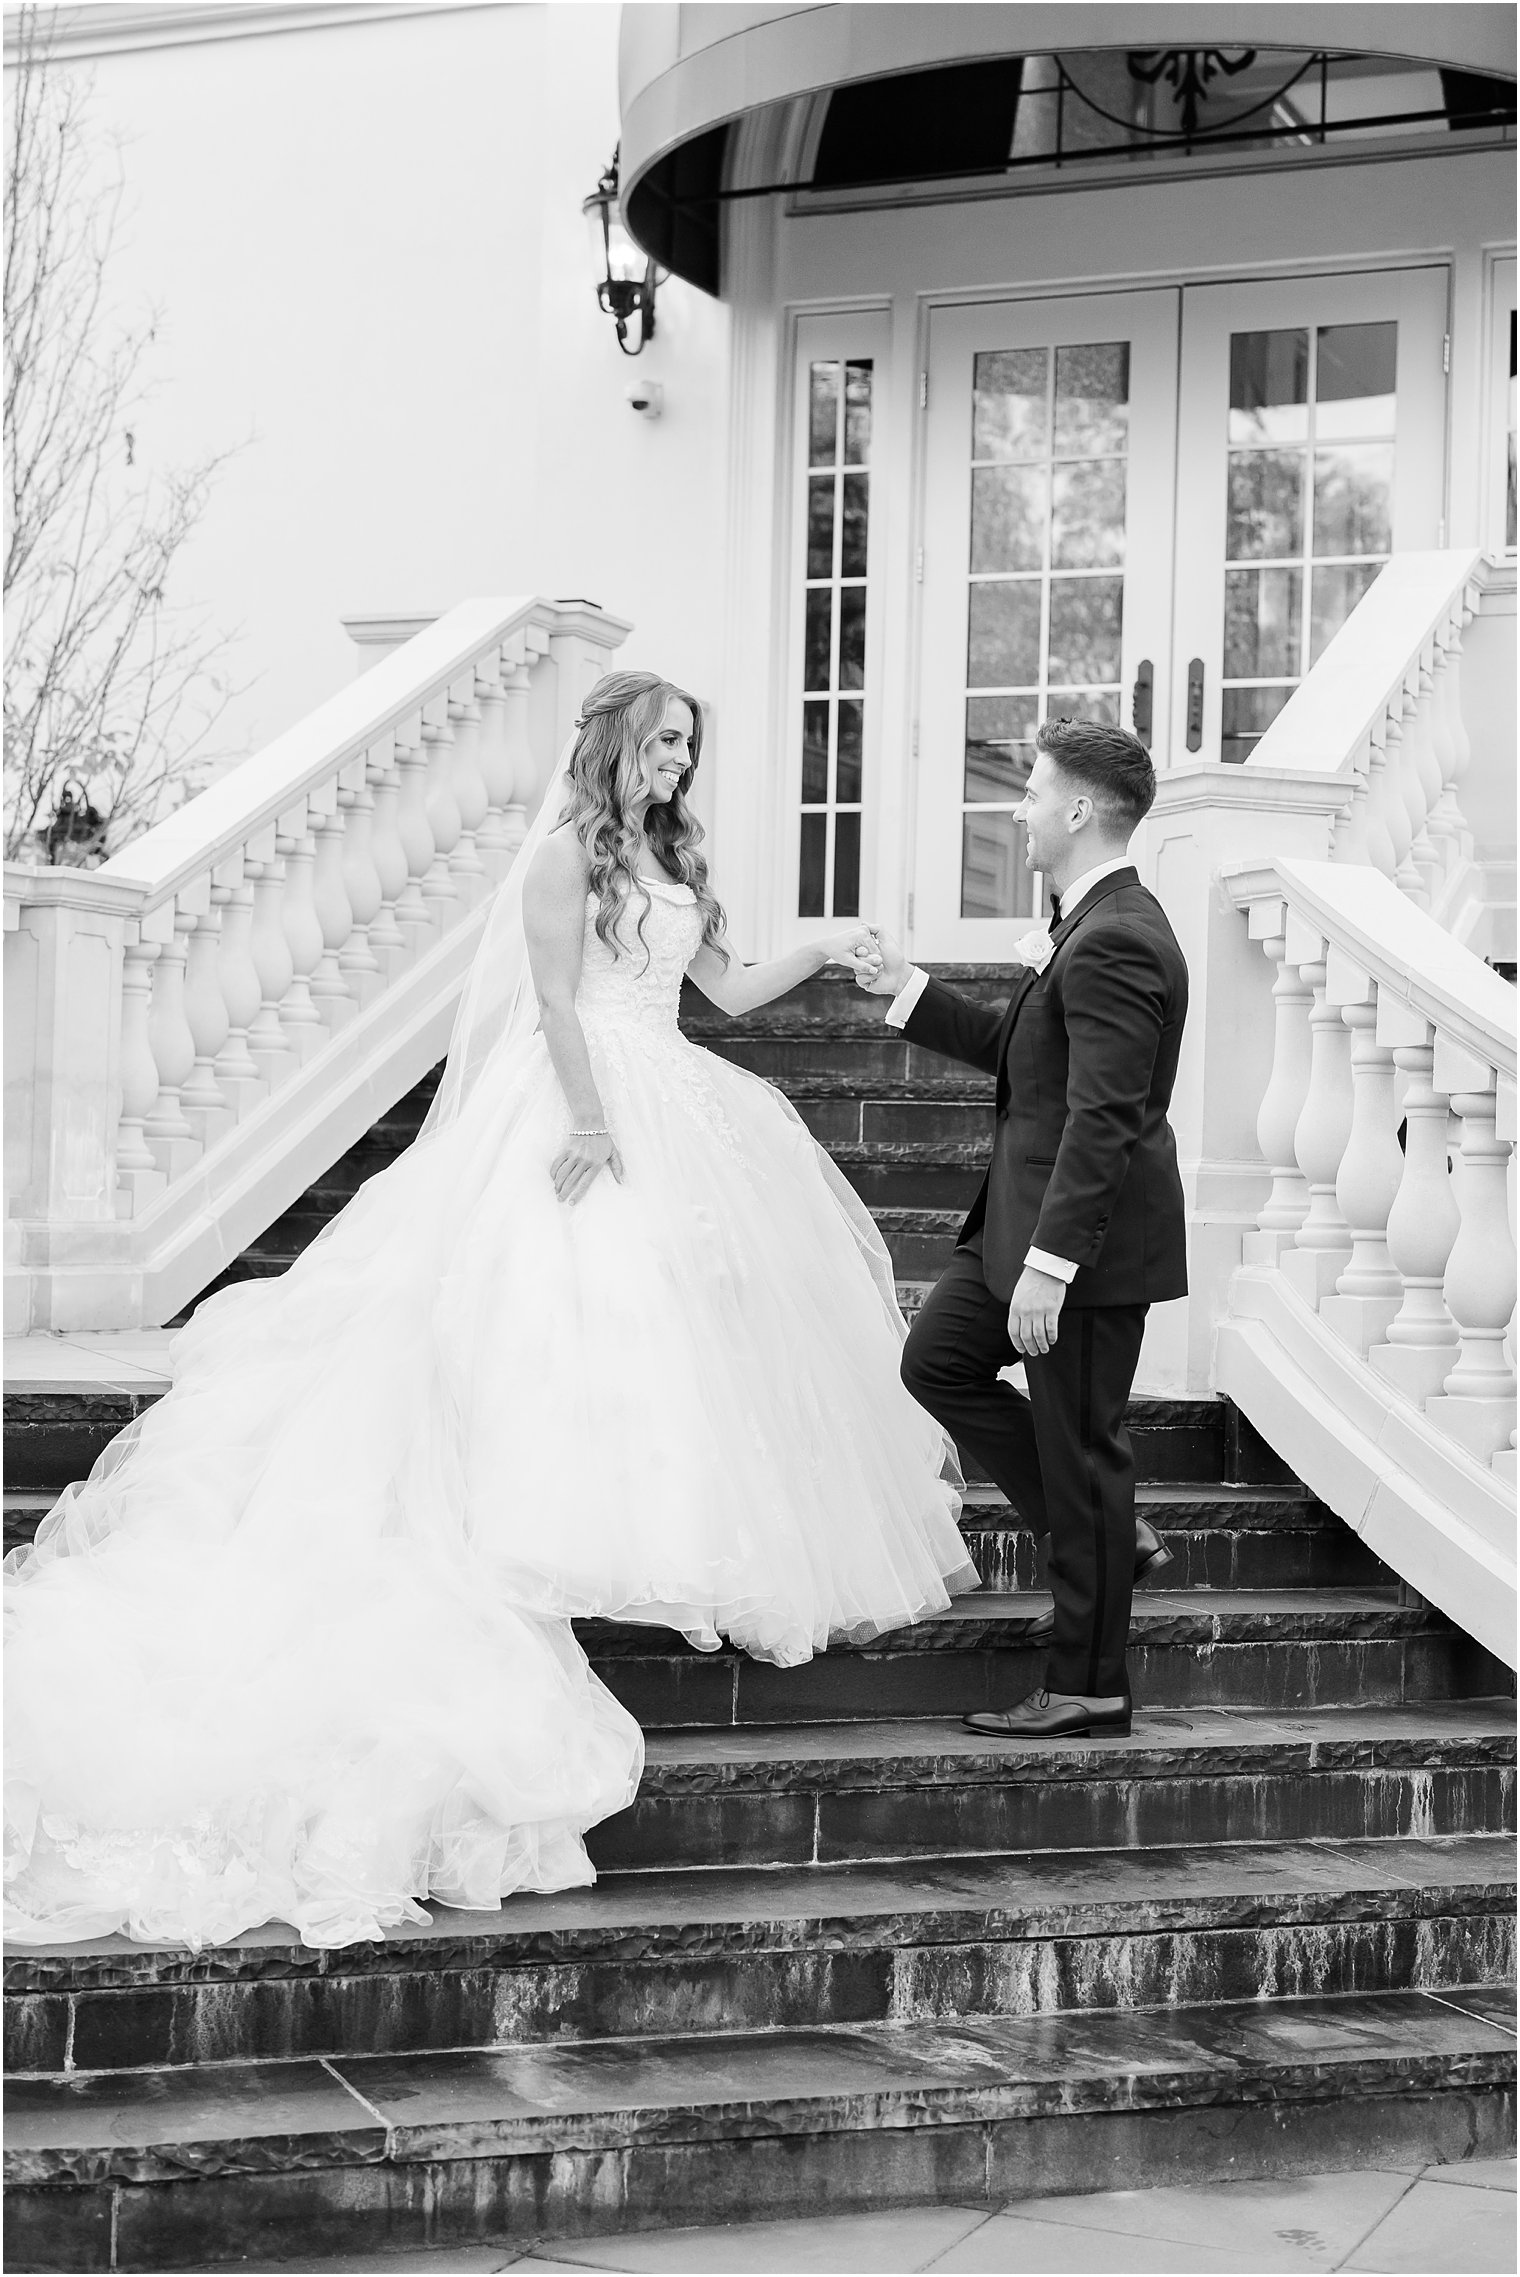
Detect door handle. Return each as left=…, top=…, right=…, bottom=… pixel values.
left=1186, top=658, right=1205, bottom=753
left=1131, top=659, right=1154, bottom=747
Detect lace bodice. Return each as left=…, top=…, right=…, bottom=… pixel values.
left=576, top=877, right=703, bottom=1037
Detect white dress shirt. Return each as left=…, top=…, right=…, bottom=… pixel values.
left=883, top=854, right=1134, bottom=1284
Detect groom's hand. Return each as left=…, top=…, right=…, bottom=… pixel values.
left=1007, top=1265, right=1067, bottom=1356
left=854, top=926, right=911, bottom=998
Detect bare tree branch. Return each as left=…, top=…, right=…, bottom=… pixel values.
left=3, top=5, right=243, bottom=864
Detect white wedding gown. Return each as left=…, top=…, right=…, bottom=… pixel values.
left=5, top=877, right=976, bottom=1950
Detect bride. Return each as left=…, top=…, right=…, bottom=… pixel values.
left=4, top=670, right=977, bottom=1952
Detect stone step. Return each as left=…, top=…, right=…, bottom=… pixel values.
left=585, top=1702, right=1517, bottom=1874
left=5, top=1987, right=1513, bottom=2270
left=679, top=966, right=1016, bottom=1037
left=582, top=1592, right=1505, bottom=1729
left=0, top=1390, right=1275, bottom=1500
left=7, top=1837, right=1510, bottom=2080
left=959, top=1482, right=1391, bottom=1592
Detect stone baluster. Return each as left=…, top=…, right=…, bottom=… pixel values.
left=1319, top=956, right=1404, bottom=1355
left=393, top=731, right=437, bottom=948
left=1420, top=631, right=1459, bottom=884
left=1378, top=706, right=1423, bottom=904
left=1330, top=745, right=1375, bottom=869
left=246, top=854, right=298, bottom=1089
left=115, top=937, right=166, bottom=1215
left=144, top=909, right=201, bottom=1179
left=180, top=900, right=235, bottom=1150
left=1368, top=1004, right=1461, bottom=1405
left=1498, top=1076, right=1518, bottom=1489
left=421, top=712, right=463, bottom=929
left=277, top=824, right=326, bottom=1063
left=213, top=881, right=266, bottom=1119
left=1241, top=916, right=1313, bottom=1265
left=338, top=780, right=385, bottom=1004
left=499, top=662, right=538, bottom=857
left=446, top=685, right=489, bottom=906
left=365, top=749, right=409, bottom=971
left=1426, top=1044, right=1518, bottom=1463
left=1400, top=658, right=1444, bottom=905
left=1357, top=729, right=1399, bottom=880
left=1280, top=928, right=1354, bottom=1309
left=1427, top=604, right=1475, bottom=877
left=473, top=663, right=516, bottom=878
left=309, top=805, right=357, bottom=1029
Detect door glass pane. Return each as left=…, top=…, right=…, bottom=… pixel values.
left=798, top=812, right=827, bottom=918
left=968, top=581, right=1042, bottom=685
left=961, top=810, right=1030, bottom=920
left=840, top=472, right=870, bottom=576
left=1309, top=562, right=1379, bottom=663
left=1221, top=684, right=1292, bottom=766
left=971, top=466, right=1047, bottom=571
left=1225, top=567, right=1302, bottom=677
left=1054, top=343, right=1129, bottom=455
left=833, top=811, right=861, bottom=917
left=809, top=364, right=840, bottom=463
left=1052, top=460, right=1126, bottom=567
left=836, top=700, right=863, bottom=802
left=802, top=701, right=829, bottom=803
left=1227, top=453, right=1305, bottom=558
left=965, top=697, right=1037, bottom=802
left=804, top=588, right=833, bottom=691
left=972, top=348, right=1048, bottom=459
left=1048, top=576, right=1123, bottom=683
left=838, top=587, right=867, bottom=689
left=1508, top=309, right=1517, bottom=550
left=843, top=361, right=873, bottom=463
left=1313, top=444, right=1394, bottom=555
left=1315, top=322, right=1397, bottom=438
left=1229, top=329, right=1308, bottom=444
left=807, top=475, right=835, bottom=577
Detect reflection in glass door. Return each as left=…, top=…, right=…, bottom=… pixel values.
left=914, top=291, right=1178, bottom=959
left=1222, top=321, right=1398, bottom=760
left=1175, top=268, right=1448, bottom=765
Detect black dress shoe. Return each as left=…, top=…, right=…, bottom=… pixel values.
left=964, top=1688, right=1132, bottom=1739
left=1005, top=1518, right=1174, bottom=1645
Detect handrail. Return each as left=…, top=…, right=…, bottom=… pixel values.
left=4, top=596, right=629, bottom=1331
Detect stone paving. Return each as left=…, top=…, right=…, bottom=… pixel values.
left=216, top=2157, right=1517, bottom=2274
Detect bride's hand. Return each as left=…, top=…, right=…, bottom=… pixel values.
left=551, top=1129, right=625, bottom=1205
left=820, top=928, right=884, bottom=985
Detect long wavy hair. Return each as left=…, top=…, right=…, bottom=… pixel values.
left=558, top=670, right=728, bottom=970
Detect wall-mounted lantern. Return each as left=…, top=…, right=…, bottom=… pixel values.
left=582, top=148, right=660, bottom=357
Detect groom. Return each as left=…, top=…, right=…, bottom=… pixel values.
left=860, top=717, right=1188, bottom=1738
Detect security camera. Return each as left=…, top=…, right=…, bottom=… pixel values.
left=624, top=380, right=664, bottom=419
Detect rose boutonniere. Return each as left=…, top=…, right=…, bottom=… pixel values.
left=1009, top=924, right=1055, bottom=974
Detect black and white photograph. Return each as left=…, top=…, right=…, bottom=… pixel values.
left=2, top=3, right=1516, bottom=2272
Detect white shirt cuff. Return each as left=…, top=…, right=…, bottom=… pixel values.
left=1025, top=1245, right=1078, bottom=1284
left=884, top=966, right=930, bottom=1029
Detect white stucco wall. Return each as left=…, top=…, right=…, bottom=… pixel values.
left=20, top=2, right=731, bottom=787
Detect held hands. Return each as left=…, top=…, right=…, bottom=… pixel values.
left=551, top=1128, right=624, bottom=1206
left=1006, top=1264, right=1067, bottom=1357
left=849, top=925, right=912, bottom=998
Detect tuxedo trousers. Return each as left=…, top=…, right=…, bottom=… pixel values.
left=901, top=1243, right=1148, bottom=1699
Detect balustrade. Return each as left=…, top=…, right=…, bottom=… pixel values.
left=5, top=598, right=629, bottom=1332
left=1226, top=857, right=1516, bottom=1492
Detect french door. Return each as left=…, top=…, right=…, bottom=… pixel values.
left=913, top=291, right=1179, bottom=958
left=910, top=270, right=1448, bottom=959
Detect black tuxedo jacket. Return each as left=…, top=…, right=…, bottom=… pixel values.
left=901, top=867, right=1189, bottom=1307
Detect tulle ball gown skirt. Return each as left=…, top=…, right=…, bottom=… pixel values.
left=5, top=963, right=974, bottom=1949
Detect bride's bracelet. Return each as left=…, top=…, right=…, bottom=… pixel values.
left=568, top=1126, right=609, bottom=1139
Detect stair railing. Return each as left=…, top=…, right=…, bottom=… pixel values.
left=4, top=597, right=629, bottom=1332
left=1246, top=550, right=1488, bottom=927
left=1217, top=854, right=1516, bottom=1665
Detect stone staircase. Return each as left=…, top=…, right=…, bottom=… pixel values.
left=4, top=968, right=1515, bottom=2272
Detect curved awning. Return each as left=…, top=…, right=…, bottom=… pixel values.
left=620, top=3, right=1517, bottom=289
